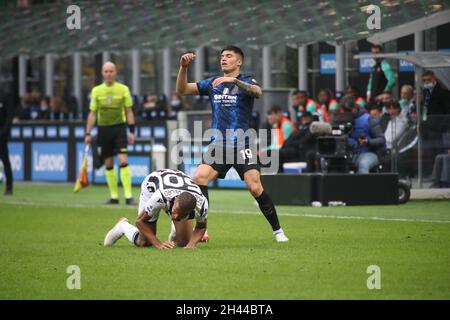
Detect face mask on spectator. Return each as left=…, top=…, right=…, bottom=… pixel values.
left=171, top=100, right=181, bottom=108
left=31, top=110, right=39, bottom=119
left=399, top=99, right=408, bottom=109
left=423, top=82, right=434, bottom=90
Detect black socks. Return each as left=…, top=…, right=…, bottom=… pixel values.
left=255, top=191, right=281, bottom=232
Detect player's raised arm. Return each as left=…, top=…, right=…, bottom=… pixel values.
left=176, top=53, right=200, bottom=95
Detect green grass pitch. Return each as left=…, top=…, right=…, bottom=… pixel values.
left=0, top=183, right=449, bottom=299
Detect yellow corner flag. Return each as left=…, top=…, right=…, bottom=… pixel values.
left=73, top=145, right=90, bottom=193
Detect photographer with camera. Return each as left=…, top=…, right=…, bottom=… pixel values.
left=343, top=96, right=386, bottom=173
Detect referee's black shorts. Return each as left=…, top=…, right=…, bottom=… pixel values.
left=202, top=144, right=260, bottom=180
left=97, top=123, right=128, bottom=159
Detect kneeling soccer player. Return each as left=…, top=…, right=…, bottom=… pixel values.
left=103, top=169, right=208, bottom=249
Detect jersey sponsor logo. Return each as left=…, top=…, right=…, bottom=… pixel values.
left=213, top=94, right=237, bottom=107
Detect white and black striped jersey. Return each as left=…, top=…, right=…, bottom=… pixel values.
left=138, top=169, right=208, bottom=224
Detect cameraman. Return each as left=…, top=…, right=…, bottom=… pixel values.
left=342, top=96, right=386, bottom=173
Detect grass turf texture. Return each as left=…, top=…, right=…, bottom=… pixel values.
left=0, top=183, right=449, bottom=299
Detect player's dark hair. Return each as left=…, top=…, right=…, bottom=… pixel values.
left=221, top=45, right=244, bottom=61
left=177, top=192, right=197, bottom=218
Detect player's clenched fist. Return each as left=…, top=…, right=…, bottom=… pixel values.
left=180, top=53, right=196, bottom=68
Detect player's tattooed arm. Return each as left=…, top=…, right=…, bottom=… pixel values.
left=212, top=77, right=262, bottom=98
left=233, top=79, right=262, bottom=98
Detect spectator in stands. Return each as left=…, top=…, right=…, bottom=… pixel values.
left=156, top=93, right=168, bottom=117
left=169, top=93, right=190, bottom=113
left=368, top=101, right=389, bottom=132
left=346, top=86, right=366, bottom=110
left=317, top=88, right=338, bottom=122
left=344, top=96, right=386, bottom=173
left=49, top=96, right=68, bottom=120
left=64, top=95, right=78, bottom=119
left=421, top=70, right=450, bottom=152
left=260, top=109, right=274, bottom=148
left=15, top=91, right=40, bottom=120
left=40, top=96, right=50, bottom=120
left=16, top=94, right=32, bottom=120
left=399, top=84, right=415, bottom=115
left=385, top=101, right=408, bottom=150
left=140, top=92, right=158, bottom=119
left=396, top=106, right=418, bottom=178
left=366, top=44, right=396, bottom=102
left=267, top=105, right=294, bottom=151
left=376, top=91, right=393, bottom=114
left=421, top=70, right=450, bottom=117
left=292, top=90, right=302, bottom=112
left=278, top=112, right=316, bottom=173
left=28, top=90, right=42, bottom=120
left=292, top=90, right=319, bottom=120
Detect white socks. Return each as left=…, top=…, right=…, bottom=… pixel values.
left=120, top=220, right=139, bottom=244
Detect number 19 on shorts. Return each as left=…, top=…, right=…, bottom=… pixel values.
left=240, top=148, right=253, bottom=160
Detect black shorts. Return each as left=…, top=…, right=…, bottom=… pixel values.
left=97, top=123, right=128, bottom=159
left=202, top=144, right=260, bottom=180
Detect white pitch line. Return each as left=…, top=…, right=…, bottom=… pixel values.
left=1, top=200, right=450, bottom=224
left=210, top=209, right=450, bottom=224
